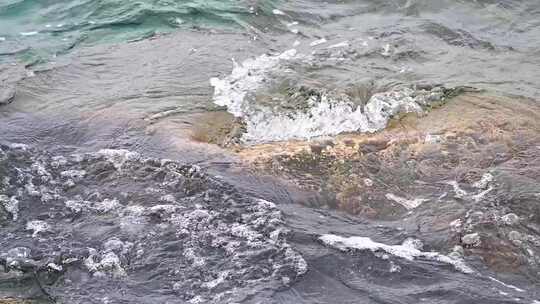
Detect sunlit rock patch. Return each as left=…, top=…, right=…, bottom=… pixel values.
left=0, top=144, right=306, bottom=303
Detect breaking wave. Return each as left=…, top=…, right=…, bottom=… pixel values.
left=210, top=49, right=446, bottom=143
left=0, top=144, right=306, bottom=303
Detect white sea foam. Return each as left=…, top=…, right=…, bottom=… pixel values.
left=327, top=41, right=349, bottom=49
left=65, top=198, right=121, bottom=213
left=488, top=276, right=525, bottom=292
left=9, top=143, right=28, bottom=150
left=310, top=38, right=327, bottom=46
left=60, top=169, right=86, bottom=179
left=201, top=271, right=229, bottom=289
left=2, top=247, right=31, bottom=268
left=94, top=198, right=121, bottom=213
left=472, top=186, right=493, bottom=203
left=210, top=49, right=430, bottom=143
left=381, top=44, right=392, bottom=56
left=241, top=88, right=423, bottom=143
left=447, top=181, right=467, bottom=198
left=473, top=172, right=494, bottom=189
left=286, top=21, right=299, bottom=27
left=389, top=261, right=401, bottom=272
left=97, top=149, right=140, bottom=169
left=26, top=220, right=50, bottom=237
left=85, top=248, right=126, bottom=277
left=320, top=234, right=473, bottom=273
left=20, top=31, right=38, bottom=36
left=47, top=263, right=63, bottom=271
left=385, top=193, right=428, bottom=210
left=0, top=195, right=19, bottom=221
left=272, top=9, right=286, bottom=15
left=210, top=49, right=300, bottom=118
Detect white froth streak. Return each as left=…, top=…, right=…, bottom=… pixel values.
left=320, top=234, right=474, bottom=274
left=447, top=181, right=467, bottom=198
left=310, top=38, right=327, bottom=46
left=327, top=41, right=349, bottom=49
left=20, top=31, right=39, bottom=36
left=385, top=193, right=428, bottom=210
left=488, top=277, right=525, bottom=293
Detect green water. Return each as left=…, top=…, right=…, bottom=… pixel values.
left=0, top=0, right=274, bottom=64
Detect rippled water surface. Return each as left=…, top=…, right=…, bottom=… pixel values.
left=0, top=0, right=281, bottom=64
left=1, top=0, right=540, bottom=303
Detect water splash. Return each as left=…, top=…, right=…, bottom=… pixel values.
left=210, top=49, right=442, bottom=143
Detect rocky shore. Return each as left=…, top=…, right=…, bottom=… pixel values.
left=219, top=92, right=540, bottom=283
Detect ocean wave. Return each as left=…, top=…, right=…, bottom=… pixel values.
left=0, top=0, right=281, bottom=64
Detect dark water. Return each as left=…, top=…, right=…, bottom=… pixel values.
left=1, top=0, right=540, bottom=303
left=1, top=144, right=539, bottom=304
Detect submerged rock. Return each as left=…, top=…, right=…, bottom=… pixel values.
left=234, top=92, right=540, bottom=282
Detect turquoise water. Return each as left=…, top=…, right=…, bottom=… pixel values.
left=0, top=0, right=274, bottom=64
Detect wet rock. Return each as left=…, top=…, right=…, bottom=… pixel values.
left=364, top=154, right=381, bottom=174
left=475, top=238, right=522, bottom=273
left=190, top=111, right=244, bottom=147
left=322, top=140, right=335, bottom=148
left=358, top=139, right=388, bottom=154
left=235, top=92, right=540, bottom=281
left=0, top=299, right=32, bottom=304
left=309, top=144, right=325, bottom=154
left=462, top=233, right=481, bottom=247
